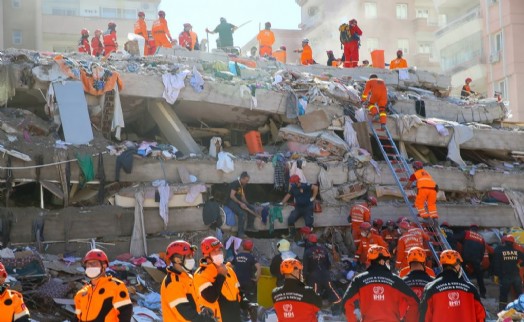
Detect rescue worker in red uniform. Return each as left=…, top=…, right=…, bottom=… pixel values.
left=133, top=11, right=149, bottom=56
left=78, top=29, right=91, bottom=55
left=341, top=19, right=362, bottom=68
left=193, top=236, right=257, bottom=322
left=256, top=22, right=275, bottom=57
left=372, top=218, right=383, bottom=234
left=179, top=23, right=193, bottom=50
left=493, top=235, right=524, bottom=310
left=400, top=247, right=434, bottom=300
left=381, top=220, right=400, bottom=253
left=152, top=10, right=173, bottom=49
left=0, top=261, right=30, bottom=322
left=272, top=258, right=322, bottom=322
left=348, top=196, right=377, bottom=247
left=396, top=221, right=425, bottom=270
left=405, top=161, right=439, bottom=219
left=91, top=29, right=104, bottom=57
left=455, top=224, right=487, bottom=298
left=343, top=245, right=419, bottom=322
left=355, top=222, right=388, bottom=266
left=103, top=22, right=118, bottom=58
left=420, top=250, right=486, bottom=322
left=74, top=249, right=132, bottom=321
left=161, top=240, right=215, bottom=322
left=461, top=77, right=477, bottom=99
left=362, top=74, right=388, bottom=129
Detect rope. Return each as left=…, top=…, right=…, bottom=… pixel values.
left=0, top=151, right=108, bottom=170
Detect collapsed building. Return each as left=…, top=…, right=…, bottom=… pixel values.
left=0, top=46, right=522, bottom=260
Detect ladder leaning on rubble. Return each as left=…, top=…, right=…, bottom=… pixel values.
left=368, top=121, right=462, bottom=275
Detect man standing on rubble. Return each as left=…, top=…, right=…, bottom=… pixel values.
left=389, top=50, right=408, bottom=69
left=74, top=249, right=132, bottom=321
left=103, top=22, right=118, bottom=57
left=161, top=240, right=215, bottom=321
left=280, top=175, right=319, bottom=238
left=341, top=19, right=362, bottom=68
left=152, top=10, right=173, bottom=49
left=133, top=11, right=149, bottom=56
left=179, top=23, right=194, bottom=50
left=362, top=74, right=388, bottom=129
left=206, top=17, right=238, bottom=50
left=91, top=29, right=104, bottom=58
left=420, top=250, right=486, bottom=322
left=294, top=38, right=314, bottom=65
left=232, top=239, right=261, bottom=306
left=400, top=247, right=434, bottom=300
left=455, top=224, right=487, bottom=298
left=0, top=261, right=30, bottom=322
left=348, top=196, right=377, bottom=247
left=343, top=245, right=419, bottom=322
left=78, top=29, right=91, bottom=55
left=228, top=171, right=257, bottom=238
left=405, top=161, right=439, bottom=219
left=493, top=235, right=524, bottom=310
left=257, top=22, right=275, bottom=57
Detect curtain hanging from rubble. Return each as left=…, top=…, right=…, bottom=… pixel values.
left=0, top=65, right=16, bottom=107
left=130, top=190, right=147, bottom=257
left=152, top=179, right=170, bottom=228
left=318, top=167, right=339, bottom=205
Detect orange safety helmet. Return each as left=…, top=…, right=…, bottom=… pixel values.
left=407, top=247, right=426, bottom=264
left=360, top=222, right=372, bottom=231
left=166, top=240, right=196, bottom=261
left=242, top=239, right=254, bottom=251
left=138, top=11, right=145, bottom=17
left=367, top=245, right=391, bottom=261
left=81, top=28, right=89, bottom=36
left=399, top=221, right=410, bottom=231
left=280, top=258, right=303, bottom=275
left=83, top=249, right=109, bottom=266
left=158, top=10, right=166, bottom=17
left=201, top=236, right=223, bottom=256
left=501, top=235, right=516, bottom=244
left=412, top=161, right=424, bottom=170
left=465, top=77, right=472, bottom=83
left=0, top=262, right=7, bottom=279
left=308, top=233, right=318, bottom=243
left=367, top=196, right=378, bottom=206
left=440, top=249, right=463, bottom=265
left=108, top=21, right=116, bottom=28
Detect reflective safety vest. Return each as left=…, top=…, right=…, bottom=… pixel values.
left=413, top=169, right=436, bottom=189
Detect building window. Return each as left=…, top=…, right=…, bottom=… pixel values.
left=416, top=9, right=429, bottom=18
left=492, top=32, right=503, bottom=53
left=367, top=38, right=379, bottom=52
left=364, top=2, right=377, bottom=19
left=418, top=42, right=432, bottom=54
left=497, top=79, right=506, bottom=98
left=12, top=0, right=21, bottom=8
left=397, top=39, right=409, bottom=54
left=101, top=7, right=118, bottom=18
left=52, top=8, right=77, bottom=16
left=396, top=4, right=408, bottom=20
left=12, top=31, right=22, bottom=45
left=438, top=14, right=447, bottom=27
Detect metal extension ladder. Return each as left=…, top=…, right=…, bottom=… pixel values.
left=368, top=121, right=455, bottom=270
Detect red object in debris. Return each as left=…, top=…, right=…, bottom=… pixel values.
left=244, top=131, right=264, bottom=155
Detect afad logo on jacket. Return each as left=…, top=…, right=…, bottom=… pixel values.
left=448, top=292, right=460, bottom=307
left=373, top=286, right=385, bottom=301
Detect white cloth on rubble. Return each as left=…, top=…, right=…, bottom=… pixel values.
left=162, top=71, right=190, bottom=104
left=225, top=236, right=243, bottom=254
left=344, top=116, right=360, bottom=149
left=128, top=33, right=145, bottom=57
left=111, top=83, right=125, bottom=140
left=289, top=161, right=307, bottom=183
left=398, top=69, right=410, bottom=80
left=391, top=114, right=423, bottom=136
left=239, top=85, right=257, bottom=109
left=190, top=65, right=205, bottom=93
left=216, top=151, right=235, bottom=173
left=130, top=190, right=147, bottom=257
left=209, top=137, right=222, bottom=158
left=447, top=124, right=473, bottom=168
left=152, top=179, right=170, bottom=228
left=185, top=184, right=206, bottom=203
left=355, top=108, right=367, bottom=122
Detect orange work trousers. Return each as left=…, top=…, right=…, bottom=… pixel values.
left=259, top=46, right=272, bottom=57
left=153, top=34, right=172, bottom=48
left=415, top=187, right=438, bottom=218
left=368, top=103, right=387, bottom=125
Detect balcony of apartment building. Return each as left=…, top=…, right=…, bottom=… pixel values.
left=433, top=0, right=477, bottom=11
left=434, top=6, right=482, bottom=45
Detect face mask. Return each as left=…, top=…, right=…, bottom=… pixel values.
left=85, top=267, right=102, bottom=279
left=184, top=258, right=196, bottom=271
left=361, top=232, right=368, bottom=237
left=211, top=254, right=224, bottom=265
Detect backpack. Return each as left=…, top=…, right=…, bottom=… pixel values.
left=339, top=23, right=351, bottom=44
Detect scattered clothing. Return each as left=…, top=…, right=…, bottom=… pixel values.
left=162, top=71, right=190, bottom=104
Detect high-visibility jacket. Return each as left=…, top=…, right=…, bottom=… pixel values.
left=103, top=30, right=117, bottom=56
left=273, top=50, right=286, bottom=63
left=134, top=19, right=148, bottom=40
left=193, top=261, right=242, bottom=322
left=272, top=278, right=321, bottom=322
left=396, top=232, right=425, bottom=269
left=362, top=78, right=388, bottom=106
left=412, top=169, right=436, bottom=189
left=390, top=58, right=408, bottom=70
left=190, top=31, right=198, bottom=50
left=381, top=228, right=400, bottom=250
left=91, top=36, right=104, bottom=57
left=0, top=287, right=30, bottom=322
left=74, top=276, right=132, bottom=322
left=257, top=30, right=275, bottom=47
left=349, top=203, right=370, bottom=231
left=161, top=267, right=201, bottom=322
left=78, top=38, right=91, bottom=55
left=152, top=18, right=172, bottom=48
left=355, top=232, right=388, bottom=264
left=301, top=44, right=313, bottom=65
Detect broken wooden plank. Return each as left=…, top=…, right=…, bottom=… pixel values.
left=40, top=180, right=64, bottom=200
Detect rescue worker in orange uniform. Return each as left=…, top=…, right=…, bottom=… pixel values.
left=161, top=240, right=215, bottom=322
left=389, top=50, right=408, bottom=70
left=381, top=220, right=400, bottom=253
left=396, top=221, right=426, bottom=270
left=405, top=161, right=439, bottom=219
left=272, top=45, right=287, bottom=63
left=399, top=247, right=435, bottom=300
left=74, top=249, right=132, bottom=321
left=341, top=19, right=362, bottom=68
left=355, top=222, right=388, bottom=266
left=0, top=261, right=30, bottom=322
left=189, top=24, right=200, bottom=50
left=294, top=38, right=314, bottom=65
left=256, top=22, right=275, bottom=57
left=78, top=29, right=91, bottom=55
left=152, top=10, right=173, bottom=49
left=179, top=23, right=193, bottom=50
left=343, top=245, right=420, bottom=322
left=133, top=11, right=149, bottom=56
left=362, top=74, right=388, bottom=129
left=348, top=196, right=377, bottom=247
left=420, top=250, right=486, bottom=322
left=91, top=29, right=104, bottom=57
left=103, top=22, right=118, bottom=57
left=193, top=236, right=258, bottom=322
left=461, top=77, right=477, bottom=99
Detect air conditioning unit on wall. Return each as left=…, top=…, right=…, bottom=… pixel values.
left=489, top=52, right=500, bottom=64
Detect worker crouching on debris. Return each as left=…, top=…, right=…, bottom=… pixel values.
left=0, top=261, right=30, bottom=322
left=400, top=247, right=434, bottom=300
left=362, top=74, right=388, bottom=129
left=493, top=235, right=524, bottom=310
left=161, top=241, right=215, bottom=322
left=194, top=236, right=258, bottom=322
left=342, top=245, right=419, bottom=322
left=74, top=249, right=132, bottom=322
left=272, top=258, right=322, bottom=321
left=354, top=222, right=388, bottom=267
left=228, top=171, right=257, bottom=238
left=280, top=175, right=319, bottom=238
left=405, top=161, right=439, bottom=219
left=420, top=250, right=486, bottom=322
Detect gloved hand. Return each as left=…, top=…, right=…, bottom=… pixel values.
left=248, top=303, right=259, bottom=322
left=310, top=197, right=315, bottom=202
left=354, top=308, right=362, bottom=320
left=493, top=276, right=499, bottom=284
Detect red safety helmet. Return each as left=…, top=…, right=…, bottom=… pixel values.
left=108, top=21, right=116, bottom=28
left=441, top=221, right=450, bottom=227
left=308, top=234, right=318, bottom=243
left=289, top=175, right=301, bottom=184
left=360, top=222, right=372, bottom=231
left=502, top=235, right=516, bottom=244
left=83, top=249, right=109, bottom=266
left=242, top=239, right=254, bottom=251
left=158, top=10, right=166, bottom=17
left=440, top=250, right=463, bottom=265
left=0, top=262, right=7, bottom=279
left=280, top=258, right=303, bottom=275
left=386, top=220, right=395, bottom=227
left=465, top=77, right=472, bottom=83
left=166, top=240, right=196, bottom=261
left=349, top=19, right=357, bottom=24
left=373, top=219, right=384, bottom=228
left=81, top=28, right=89, bottom=36
left=399, top=221, right=410, bottom=231
left=412, top=161, right=424, bottom=170
left=299, top=226, right=312, bottom=234
left=138, top=11, right=145, bottom=17
left=397, top=50, right=403, bottom=56
left=367, top=196, right=378, bottom=206
left=95, top=29, right=102, bottom=35
left=367, top=245, right=391, bottom=261
left=201, top=236, right=223, bottom=256
left=407, top=246, right=426, bottom=264
left=397, top=216, right=407, bottom=223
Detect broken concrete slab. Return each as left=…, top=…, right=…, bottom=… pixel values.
left=279, top=124, right=348, bottom=156
left=298, top=109, right=330, bottom=133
